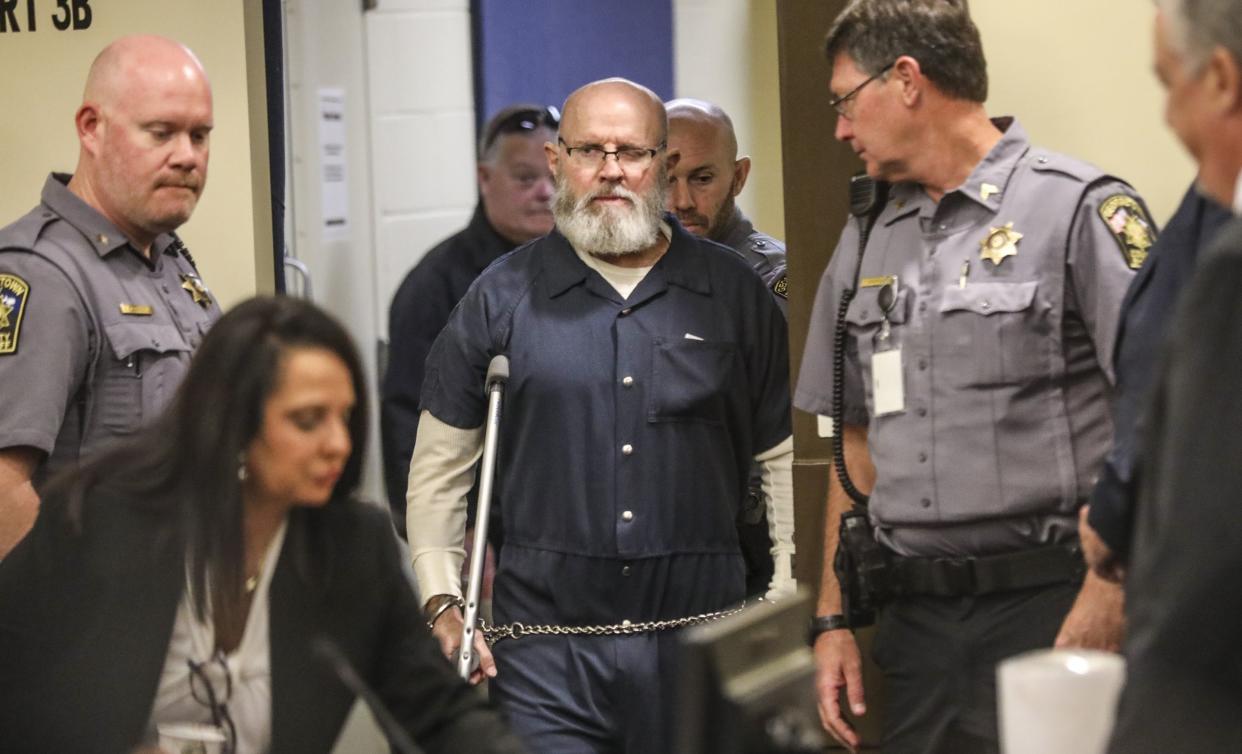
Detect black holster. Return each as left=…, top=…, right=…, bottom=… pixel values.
left=832, top=508, right=890, bottom=628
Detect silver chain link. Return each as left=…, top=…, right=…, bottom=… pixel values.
left=480, top=602, right=751, bottom=645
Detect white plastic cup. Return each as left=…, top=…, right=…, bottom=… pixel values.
left=156, top=722, right=227, bottom=754
left=998, top=649, right=1126, bottom=754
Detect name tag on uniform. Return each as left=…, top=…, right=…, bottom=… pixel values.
left=119, top=303, right=154, bottom=316
left=871, top=347, right=905, bottom=416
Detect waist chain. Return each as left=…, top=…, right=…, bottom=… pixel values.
left=480, top=602, right=749, bottom=645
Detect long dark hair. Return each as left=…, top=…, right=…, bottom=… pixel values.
left=58, top=295, right=369, bottom=623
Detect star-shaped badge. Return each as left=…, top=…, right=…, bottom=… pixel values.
left=180, top=273, right=213, bottom=309
left=980, top=222, right=1022, bottom=267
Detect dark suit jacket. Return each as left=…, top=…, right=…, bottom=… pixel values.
left=1087, top=187, right=1229, bottom=558
left=1107, top=216, right=1242, bottom=753
left=381, top=205, right=514, bottom=527
left=0, top=490, right=525, bottom=754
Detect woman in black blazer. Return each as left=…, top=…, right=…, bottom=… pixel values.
left=0, top=296, right=525, bottom=754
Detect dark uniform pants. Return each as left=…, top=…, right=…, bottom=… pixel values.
left=873, top=581, right=1080, bottom=754
left=490, top=632, right=678, bottom=754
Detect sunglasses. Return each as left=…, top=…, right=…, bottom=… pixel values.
left=480, top=106, right=561, bottom=155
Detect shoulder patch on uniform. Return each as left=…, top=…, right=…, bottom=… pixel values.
left=1098, top=194, right=1155, bottom=270
left=771, top=275, right=789, bottom=299
left=0, top=273, right=30, bottom=355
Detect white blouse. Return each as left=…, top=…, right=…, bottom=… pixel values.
left=145, top=520, right=288, bottom=754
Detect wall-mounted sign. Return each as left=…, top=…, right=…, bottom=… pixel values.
left=318, top=87, right=349, bottom=242
left=0, top=0, right=94, bottom=32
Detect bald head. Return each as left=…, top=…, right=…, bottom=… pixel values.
left=666, top=98, right=739, bottom=160
left=547, top=78, right=672, bottom=264
left=84, top=35, right=210, bottom=112
left=664, top=98, right=750, bottom=241
left=69, top=36, right=213, bottom=255
left=560, top=78, right=667, bottom=148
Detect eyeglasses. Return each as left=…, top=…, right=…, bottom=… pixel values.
left=829, top=61, right=895, bottom=119
left=480, top=106, right=561, bottom=156
left=188, top=651, right=237, bottom=754
left=558, top=137, right=665, bottom=172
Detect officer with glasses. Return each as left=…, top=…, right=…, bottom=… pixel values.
left=408, top=77, right=794, bottom=752
left=382, top=104, right=559, bottom=532
left=795, top=1, right=1152, bottom=751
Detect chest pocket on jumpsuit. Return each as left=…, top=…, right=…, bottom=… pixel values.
left=648, top=336, right=739, bottom=424
left=845, top=285, right=909, bottom=411
left=937, top=280, right=1047, bottom=387
left=98, top=321, right=193, bottom=434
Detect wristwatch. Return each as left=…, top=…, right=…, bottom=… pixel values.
left=808, top=613, right=851, bottom=644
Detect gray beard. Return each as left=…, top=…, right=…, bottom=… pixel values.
left=553, top=175, right=666, bottom=258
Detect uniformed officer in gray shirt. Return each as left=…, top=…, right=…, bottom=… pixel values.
left=0, top=35, right=220, bottom=559
left=794, top=2, right=1151, bottom=751
left=666, top=97, right=792, bottom=597
left=666, top=98, right=789, bottom=313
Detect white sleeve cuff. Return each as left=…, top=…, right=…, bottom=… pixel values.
left=405, top=411, right=483, bottom=601
left=756, top=436, right=796, bottom=599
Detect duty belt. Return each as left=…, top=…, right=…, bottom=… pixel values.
left=480, top=602, right=749, bottom=645
left=887, top=543, right=1086, bottom=597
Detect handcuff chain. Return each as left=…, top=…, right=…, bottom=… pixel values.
left=479, top=602, right=749, bottom=645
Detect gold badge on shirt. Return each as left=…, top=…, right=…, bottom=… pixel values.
left=0, top=273, right=30, bottom=355
left=1098, top=194, right=1155, bottom=271
left=180, top=273, right=213, bottom=309
left=980, top=222, right=1022, bottom=267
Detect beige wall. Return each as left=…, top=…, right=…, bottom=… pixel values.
left=0, top=1, right=270, bottom=308
left=672, top=2, right=1189, bottom=236
left=975, top=1, right=1193, bottom=223
left=674, top=0, right=787, bottom=240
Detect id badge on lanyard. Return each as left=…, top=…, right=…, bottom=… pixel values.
left=870, top=280, right=905, bottom=416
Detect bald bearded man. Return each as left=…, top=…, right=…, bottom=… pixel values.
left=0, top=35, right=220, bottom=558
left=408, top=78, right=794, bottom=752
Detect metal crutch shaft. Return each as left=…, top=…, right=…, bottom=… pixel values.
left=458, top=355, right=509, bottom=679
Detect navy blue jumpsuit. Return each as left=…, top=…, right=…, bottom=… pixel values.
left=420, top=217, right=791, bottom=752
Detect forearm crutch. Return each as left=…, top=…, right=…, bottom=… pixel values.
left=458, top=354, right=509, bottom=679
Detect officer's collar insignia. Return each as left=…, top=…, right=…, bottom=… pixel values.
left=0, top=274, right=31, bottom=355
left=980, top=222, right=1022, bottom=266
left=119, top=303, right=154, bottom=316
left=772, top=275, right=789, bottom=299
left=980, top=182, right=1001, bottom=202
left=1098, top=194, right=1155, bottom=271
left=180, top=273, right=213, bottom=309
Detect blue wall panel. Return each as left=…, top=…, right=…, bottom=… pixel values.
left=475, top=0, right=674, bottom=126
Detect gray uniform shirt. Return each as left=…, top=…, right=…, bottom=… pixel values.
left=718, top=208, right=788, bottom=315
left=795, top=119, right=1148, bottom=558
left=0, top=174, right=220, bottom=485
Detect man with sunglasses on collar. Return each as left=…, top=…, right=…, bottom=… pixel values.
left=382, top=104, right=558, bottom=528
left=794, top=1, right=1151, bottom=751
